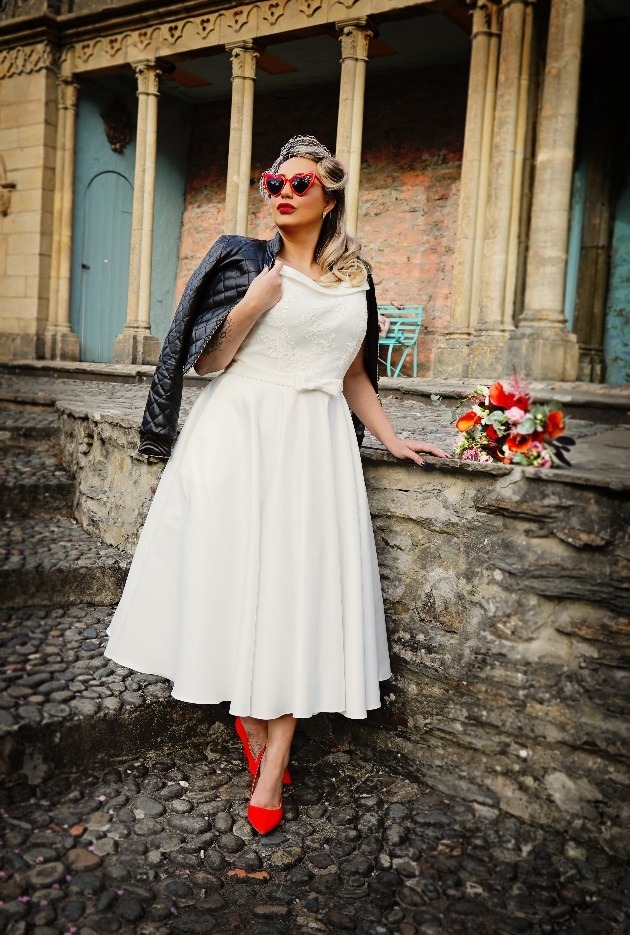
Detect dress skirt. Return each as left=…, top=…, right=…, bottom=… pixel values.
left=104, top=264, right=392, bottom=719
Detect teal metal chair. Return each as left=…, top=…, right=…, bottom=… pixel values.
left=377, top=305, right=423, bottom=377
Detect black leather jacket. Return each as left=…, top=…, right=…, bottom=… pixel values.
left=139, top=231, right=380, bottom=459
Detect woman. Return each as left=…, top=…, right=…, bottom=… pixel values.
left=105, top=135, right=451, bottom=835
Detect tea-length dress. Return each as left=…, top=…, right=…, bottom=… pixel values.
left=104, top=263, right=392, bottom=719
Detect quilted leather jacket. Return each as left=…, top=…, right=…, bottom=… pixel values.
left=138, top=231, right=380, bottom=459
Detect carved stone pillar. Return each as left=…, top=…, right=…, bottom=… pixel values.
left=433, top=1, right=501, bottom=378
left=468, top=0, right=534, bottom=376
left=45, top=75, right=80, bottom=361
left=509, top=0, right=584, bottom=380
left=114, top=60, right=162, bottom=365
left=335, top=18, right=374, bottom=237
left=224, top=41, right=261, bottom=236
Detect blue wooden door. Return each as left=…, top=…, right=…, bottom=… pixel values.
left=78, top=171, right=133, bottom=362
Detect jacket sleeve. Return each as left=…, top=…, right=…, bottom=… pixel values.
left=351, top=271, right=380, bottom=448
left=138, top=236, right=228, bottom=459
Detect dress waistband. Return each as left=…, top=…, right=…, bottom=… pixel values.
left=226, top=360, right=343, bottom=396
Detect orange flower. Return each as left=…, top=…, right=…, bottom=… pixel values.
left=488, top=381, right=529, bottom=412
left=455, top=411, right=482, bottom=432
left=544, top=410, right=565, bottom=439
left=485, top=425, right=499, bottom=440
left=506, top=434, right=532, bottom=452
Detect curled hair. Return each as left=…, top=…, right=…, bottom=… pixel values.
left=260, top=135, right=369, bottom=288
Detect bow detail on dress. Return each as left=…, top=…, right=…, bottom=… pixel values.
left=294, top=374, right=343, bottom=396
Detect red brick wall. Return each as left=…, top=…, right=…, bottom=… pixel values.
left=176, top=63, right=467, bottom=376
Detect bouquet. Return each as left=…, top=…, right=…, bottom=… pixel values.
left=432, top=373, right=574, bottom=468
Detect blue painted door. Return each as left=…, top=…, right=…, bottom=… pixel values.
left=78, top=171, right=133, bottom=362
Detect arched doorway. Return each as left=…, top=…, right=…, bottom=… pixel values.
left=77, top=171, right=133, bottom=362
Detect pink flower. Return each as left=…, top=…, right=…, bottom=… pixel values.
left=460, top=446, right=483, bottom=462
left=538, top=457, right=552, bottom=468
left=505, top=406, right=526, bottom=424
left=18, top=896, right=30, bottom=903
left=530, top=441, right=543, bottom=453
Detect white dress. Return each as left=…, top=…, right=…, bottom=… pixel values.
left=104, top=264, right=391, bottom=719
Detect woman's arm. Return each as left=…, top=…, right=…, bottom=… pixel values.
left=194, top=261, right=284, bottom=376
left=342, top=340, right=452, bottom=464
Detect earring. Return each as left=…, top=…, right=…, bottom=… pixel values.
left=322, top=211, right=327, bottom=219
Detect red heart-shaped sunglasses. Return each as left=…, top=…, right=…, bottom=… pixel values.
left=262, top=172, right=323, bottom=197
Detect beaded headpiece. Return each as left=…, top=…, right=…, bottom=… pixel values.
left=259, top=135, right=333, bottom=200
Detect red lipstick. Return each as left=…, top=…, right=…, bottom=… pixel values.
left=277, top=204, right=296, bottom=214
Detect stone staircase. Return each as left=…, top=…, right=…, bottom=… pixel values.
left=1, top=401, right=628, bottom=935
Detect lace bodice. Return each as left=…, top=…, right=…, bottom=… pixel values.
left=231, top=264, right=369, bottom=382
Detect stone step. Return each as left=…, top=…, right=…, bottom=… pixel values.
left=0, top=520, right=130, bottom=610
left=0, top=404, right=60, bottom=452
left=0, top=604, right=214, bottom=784
left=0, top=450, right=74, bottom=520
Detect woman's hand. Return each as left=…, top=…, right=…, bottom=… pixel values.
left=195, top=261, right=284, bottom=376
left=241, top=259, right=284, bottom=317
left=385, top=436, right=453, bottom=466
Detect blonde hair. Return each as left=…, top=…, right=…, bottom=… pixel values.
left=260, top=135, right=370, bottom=288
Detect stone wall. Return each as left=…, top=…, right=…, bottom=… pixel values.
left=361, top=458, right=630, bottom=860
left=177, top=64, right=467, bottom=376
left=0, top=66, right=56, bottom=360
left=57, top=399, right=630, bottom=857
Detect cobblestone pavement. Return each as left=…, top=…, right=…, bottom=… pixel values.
left=2, top=738, right=629, bottom=935
left=0, top=605, right=166, bottom=730
left=1, top=378, right=629, bottom=934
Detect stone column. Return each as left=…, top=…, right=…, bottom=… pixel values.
left=45, top=75, right=80, bottom=361
left=509, top=0, right=584, bottom=380
left=503, top=0, right=535, bottom=324
left=114, top=60, right=162, bottom=365
left=433, top=1, right=501, bottom=377
left=468, top=0, right=532, bottom=376
left=335, top=18, right=374, bottom=237
left=224, top=41, right=261, bottom=236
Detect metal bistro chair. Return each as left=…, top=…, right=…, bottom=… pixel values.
left=377, top=304, right=423, bottom=378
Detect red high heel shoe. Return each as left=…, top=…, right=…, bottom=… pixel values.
left=248, top=746, right=283, bottom=835
left=235, top=716, right=291, bottom=785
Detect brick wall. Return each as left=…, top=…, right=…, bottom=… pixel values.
left=177, top=63, right=467, bottom=376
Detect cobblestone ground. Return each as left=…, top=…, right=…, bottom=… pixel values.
left=1, top=385, right=629, bottom=935
left=2, top=737, right=629, bottom=935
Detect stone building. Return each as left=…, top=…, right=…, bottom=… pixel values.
left=0, top=0, right=628, bottom=383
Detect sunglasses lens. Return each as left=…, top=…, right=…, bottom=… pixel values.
left=265, top=175, right=285, bottom=196
left=291, top=174, right=313, bottom=195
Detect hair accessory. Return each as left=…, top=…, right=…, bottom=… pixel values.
left=260, top=135, right=332, bottom=200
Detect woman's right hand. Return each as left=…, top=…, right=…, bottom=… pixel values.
left=243, top=259, right=284, bottom=317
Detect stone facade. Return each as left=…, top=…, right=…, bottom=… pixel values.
left=0, top=0, right=628, bottom=380
left=0, top=61, right=57, bottom=360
